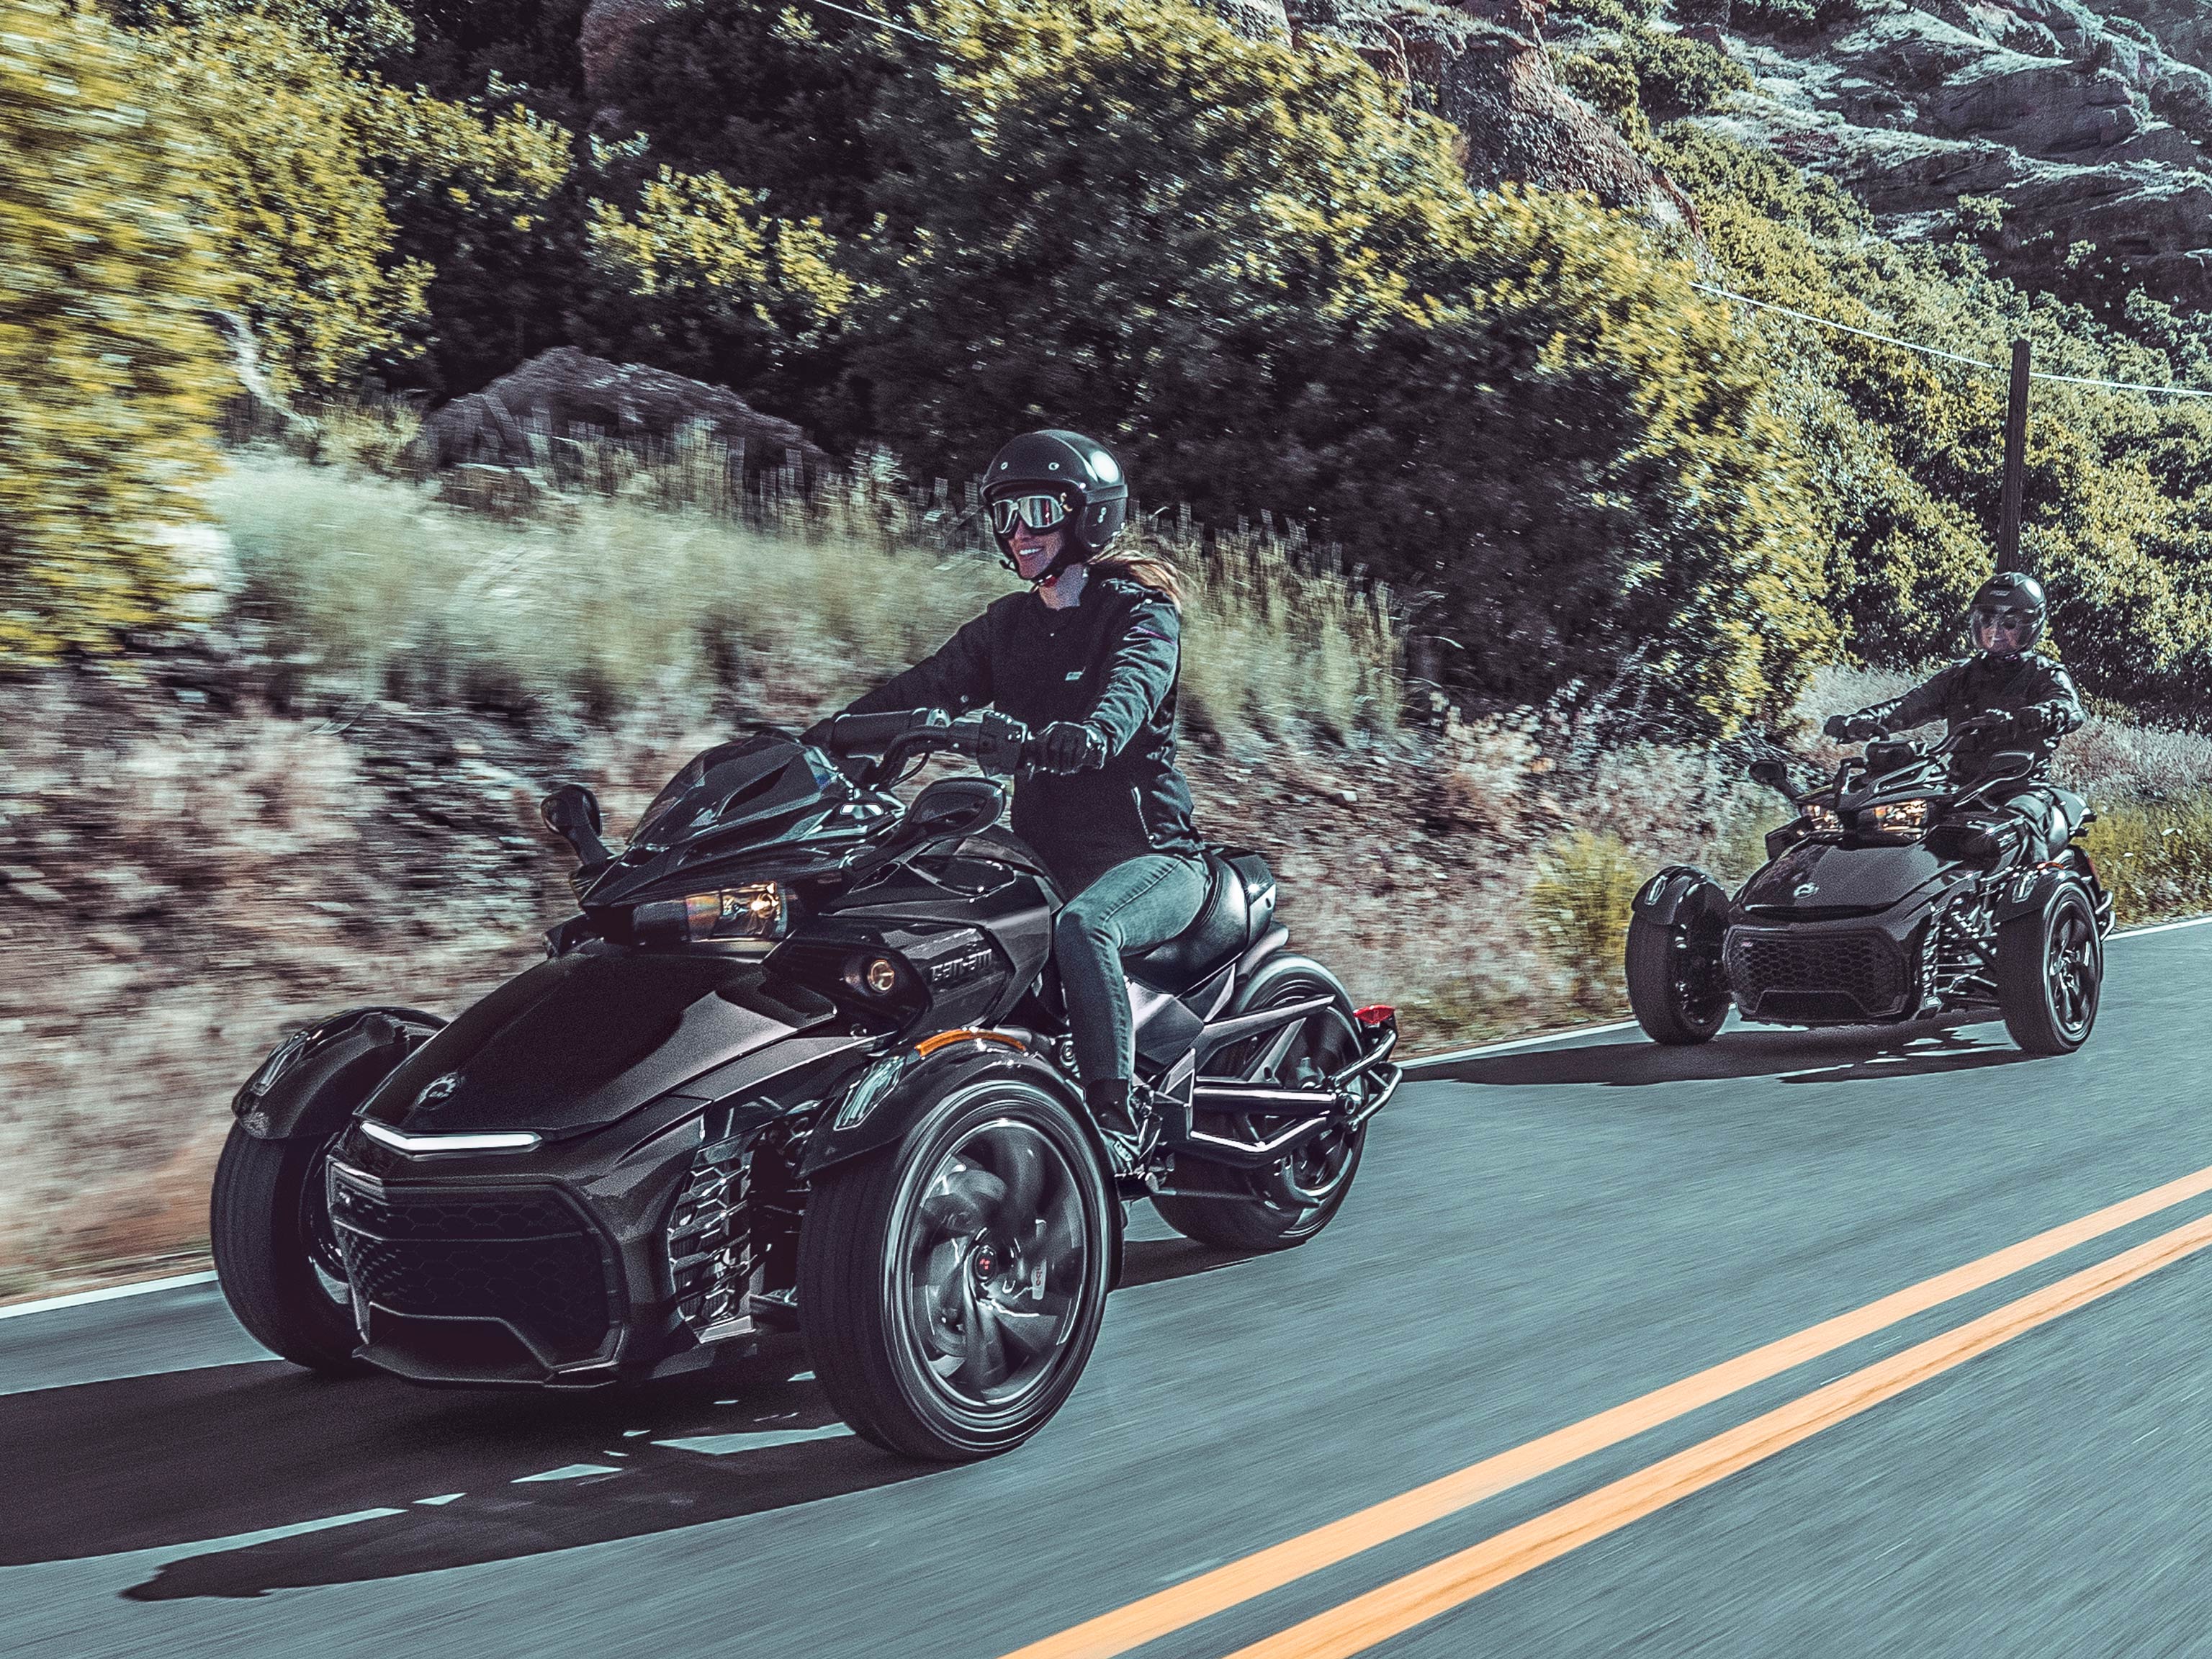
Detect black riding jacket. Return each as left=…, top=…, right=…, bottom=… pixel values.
left=1856, top=652, right=2085, bottom=781
left=840, top=574, right=1203, bottom=894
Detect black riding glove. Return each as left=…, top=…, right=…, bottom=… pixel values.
left=1824, top=713, right=1882, bottom=742
left=1036, top=721, right=1108, bottom=775
left=801, top=718, right=836, bottom=750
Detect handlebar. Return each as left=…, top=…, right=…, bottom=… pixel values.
left=816, top=709, right=1042, bottom=782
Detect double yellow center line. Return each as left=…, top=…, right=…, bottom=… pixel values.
left=1004, top=1160, right=2212, bottom=1659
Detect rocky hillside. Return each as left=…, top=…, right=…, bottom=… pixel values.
left=1685, top=0, right=2212, bottom=312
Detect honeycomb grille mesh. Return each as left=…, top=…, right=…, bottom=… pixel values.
left=331, top=1179, right=612, bottom=1363
left=1727, top=930, right=1909, bottom=1020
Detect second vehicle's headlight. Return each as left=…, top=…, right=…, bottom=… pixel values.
left=680, top=881, right=790, bottom=943
left=1864, top=799, right=1932, bottom=836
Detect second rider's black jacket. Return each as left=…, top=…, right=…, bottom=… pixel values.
left=1856, top=652, right=2085, bottom=781
left=840, top=573, right=1203, bottom=894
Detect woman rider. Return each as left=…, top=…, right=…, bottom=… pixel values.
left=811, top=430, right=1206, bottom=1148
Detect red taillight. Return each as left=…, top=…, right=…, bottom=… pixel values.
left=1352, top=1004, right=1396, bottom=1028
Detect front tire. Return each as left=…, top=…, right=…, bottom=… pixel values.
left=1625, top=914, right=1729, bottom=1046
left=209, top=1123, right=365, bottom=1374
left=1996, top=884, right=2102, bottom=1055
left=798, top=1077, right=1113, bottom=1461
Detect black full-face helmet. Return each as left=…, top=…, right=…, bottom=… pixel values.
left=1968, top=570, right=2048, bottom=656
left=981, top=429, right=1129, bottom=582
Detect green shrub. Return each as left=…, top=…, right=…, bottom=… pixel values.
left=0, top=0, right=234, bottom=662
left=2082, top=795, right=2212, bottom=927
left=1529, top=830, right=1643, bottom=1008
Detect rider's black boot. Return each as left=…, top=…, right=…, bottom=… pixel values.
left=1084, top=1079, right=1160, bottom=1174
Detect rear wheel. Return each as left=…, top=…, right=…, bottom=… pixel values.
left=798, top=1078, right=1112, bottom=1461
left=1996, top=884, right=2102, bottom=1055
left=1625, top=914, right=1729, bottom=1046
left=209, top=1123, right=364, bottom=1374
left=1152, top=968, right=1368, bottom=1252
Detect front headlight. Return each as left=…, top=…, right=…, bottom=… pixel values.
left=1865, top=799, right=1932, bottom=837
left=1800, top=802, right=1844, bottom=835
left=680, top=881, right=791, bottom=943
left=630, top=880, right=793, bottom=946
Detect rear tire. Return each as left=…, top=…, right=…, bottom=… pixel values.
left=1152, top=967, right=1369, bottom=1252
left=1625, top=914, right=1729, bottom=1046
left=799, top=1078, right=1112, bottom=1461
left=1996, top=884, right=2102, bottom=1055
left=209, top=1123, right=365, bottom=1374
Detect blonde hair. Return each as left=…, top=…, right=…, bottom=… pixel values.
left=1088, top=551, right=1182, bottom=608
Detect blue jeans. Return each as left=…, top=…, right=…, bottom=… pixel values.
left=1053, top=854, right=1209, bottom=1085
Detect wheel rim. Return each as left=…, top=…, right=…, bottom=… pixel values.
left=2045, top=901, right=2098, bottom=1038
left=1673, top=926, right=1728, bottom=1027
left=896, top=1117, right=1089, bottom=1411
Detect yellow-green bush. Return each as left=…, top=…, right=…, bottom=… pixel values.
left=2082, top=796, right=2212, bottom=927
left=0, top=0, right=233, bottom=662
left=1529, top=830, right=1644, bottom=1008
left=583, top=166, right=851, bottom=400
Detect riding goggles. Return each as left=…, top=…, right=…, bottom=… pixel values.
left=987, top=493, right=1071, bottom=536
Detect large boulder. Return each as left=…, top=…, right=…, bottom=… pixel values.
left=408, top=348, right=828, bottom=475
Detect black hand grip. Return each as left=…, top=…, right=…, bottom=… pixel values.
left=823, top=709, right=942, bottom=754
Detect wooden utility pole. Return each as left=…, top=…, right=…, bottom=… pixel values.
left=1997, top=338, right=2030, bottom=572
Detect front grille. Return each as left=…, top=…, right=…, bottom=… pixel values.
left=330, top=1174, right=614, bottom=1364
left=1726, top=929, right=1910, bottom=1021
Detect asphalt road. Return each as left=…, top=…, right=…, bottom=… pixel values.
left=7, top=921, right=2212, bottom=1658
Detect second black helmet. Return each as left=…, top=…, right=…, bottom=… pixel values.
left=1968, top=570, right=2047, bottom=655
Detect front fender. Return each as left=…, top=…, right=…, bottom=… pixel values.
left=799, top=1038, right=1086, bottom=1180
left=1992, top=864, right=2085, bottom=929
left=1633, top=866, right=1728, bottom=931
left=232, top=1006, right=446, bottom=1141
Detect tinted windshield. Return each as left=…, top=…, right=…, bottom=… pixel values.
left=629, top=732, right=842, bottom=851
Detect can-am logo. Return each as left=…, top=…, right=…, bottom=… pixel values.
left=414, top=1072, right=462, bottom=1111
left=1794, top=881, right=1819, bottom=899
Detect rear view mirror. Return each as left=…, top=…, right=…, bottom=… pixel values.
left=1748, top=757, right=1794, bottom=796
left=541, top=784, right=613, bottom=868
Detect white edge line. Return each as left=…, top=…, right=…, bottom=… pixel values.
left=0, top=1269, right=218, bottom=1322
left=7, top=915, right=2208, bottom=1318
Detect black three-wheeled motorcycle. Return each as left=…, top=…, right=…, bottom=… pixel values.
left=212, top=710, right=1401, bottom=1460
left=1625, top=716, right=2113, bottom=1055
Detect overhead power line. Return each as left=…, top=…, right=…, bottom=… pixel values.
left=1688, top=279, right=2212, bottom=401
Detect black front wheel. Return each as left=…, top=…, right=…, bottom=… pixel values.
left=209, top=1123, right=365, bottom=1374
left=1996, top=884, right=2103, bottom=1055
left=798, top=1078, right=1113, bottom=1461
left=1625, top=914, right=1729, bottom=1046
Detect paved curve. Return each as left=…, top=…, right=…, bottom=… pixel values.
left=6, top=922, right=2212, bottom=1658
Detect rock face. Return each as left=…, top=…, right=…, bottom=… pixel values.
left=1292, top=0, right=1701, bottom=228
left=1704, top=0, right=2212, bottom=306
left=409, top=348, right=827, bottom=474
left=1442, top=0, right=1700, bottom=226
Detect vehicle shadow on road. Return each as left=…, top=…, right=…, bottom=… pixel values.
left=1428, top=1017, right=2039, bottom=1089
left=1118, top=1237, right=1258, bottom=1289
left=0, top=1336, right=943, bottom=1600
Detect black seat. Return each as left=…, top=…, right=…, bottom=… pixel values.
left=1123, top=851, right=1251, bottom=994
